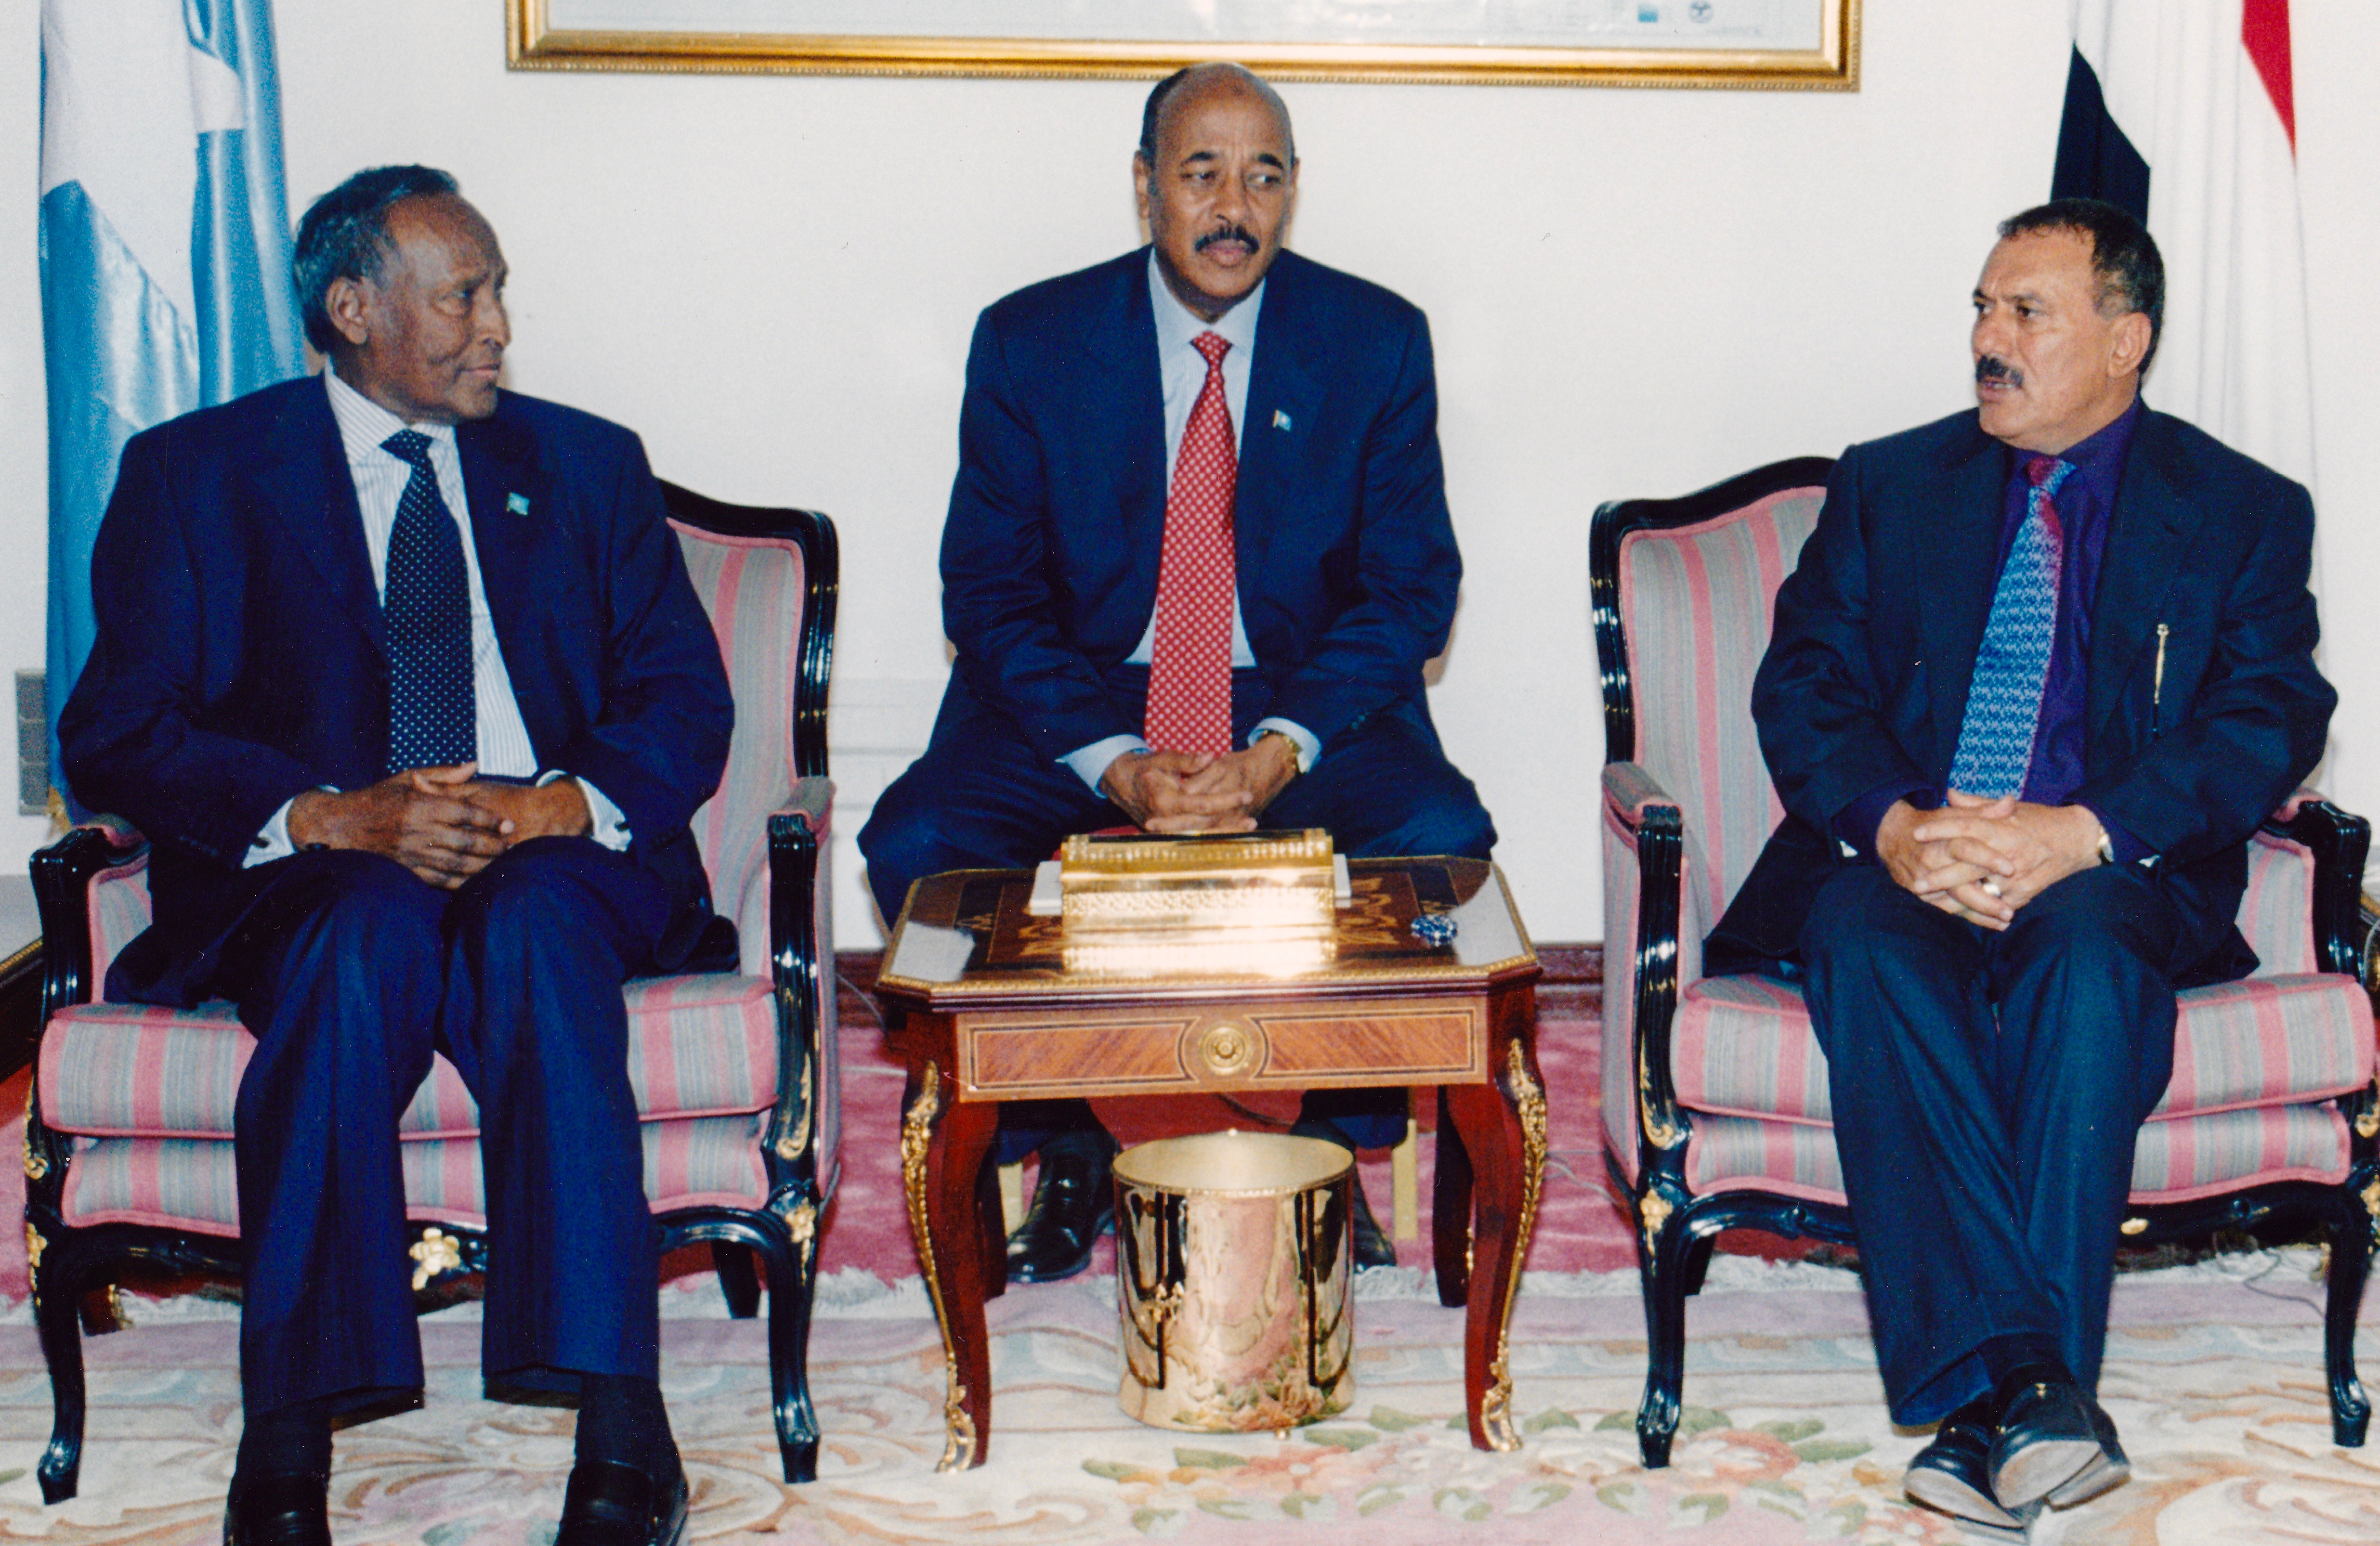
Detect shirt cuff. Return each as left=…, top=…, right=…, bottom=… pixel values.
left=1063, top=735, right=1149, bottom=797
left=1249, top=717, right=1320, bottom=773
left=1835, top=779, right=1939, bottom=862
left=2076, top=802, right=2155, bottom=867
left=543, top=771, right=631, bottom=852
left=245, top=797, right=303, bottom=868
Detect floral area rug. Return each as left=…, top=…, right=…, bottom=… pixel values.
left=0, top=1250, right=2374, bottom=1544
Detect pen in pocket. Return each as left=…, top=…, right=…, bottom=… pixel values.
left=2151, top=623, right=2169, bottom=738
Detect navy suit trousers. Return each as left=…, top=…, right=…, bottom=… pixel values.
left=209, top=838, right=671, bottom=1416
left=1798, top=864, right=2185, bottom=1425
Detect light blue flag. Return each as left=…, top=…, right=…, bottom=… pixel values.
left=39, top=0, right=305, bottom=813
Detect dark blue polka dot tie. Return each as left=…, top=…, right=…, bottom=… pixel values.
left=381, top=429, right=477, bottom=774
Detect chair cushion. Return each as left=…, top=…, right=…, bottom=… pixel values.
left=1669, top=971, right=2372, bottom=1130
left=57, top=1111, right=772, bottom=1237
left=1685, top=1101, right=2354, bottom=1208
left=40, top=973, right=780, bottom=1140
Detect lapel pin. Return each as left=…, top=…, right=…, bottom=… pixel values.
left=1273, top=410, right=1292, bottom=432
left=506, top=493, right=531, bottom=516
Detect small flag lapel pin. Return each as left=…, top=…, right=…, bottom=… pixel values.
left=506, top=493, right=531, bottom=516
left=1273, top=409, right=1292, bottom=432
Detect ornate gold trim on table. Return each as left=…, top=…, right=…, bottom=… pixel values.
left=899, top=1062, right=978, bottom=1471
left=1478, top=1039, right=1548, bottom=1452
left=508, top=0, right=1859, bottom=89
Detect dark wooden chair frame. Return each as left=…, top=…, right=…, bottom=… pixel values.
left=25, top=481, right=839, bottom=1501
left=1590, top=456, right=2378, bottom=1468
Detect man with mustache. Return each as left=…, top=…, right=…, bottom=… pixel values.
left=61, top=165, right=730, bottom=1546
left=861, top=62, right=1494, bottom=1281
left=1711, top=199, right=2332, bottom=1533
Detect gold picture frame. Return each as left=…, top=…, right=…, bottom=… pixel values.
left=508, top=0, right=1859, bottom=91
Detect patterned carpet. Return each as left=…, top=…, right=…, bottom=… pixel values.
left=0, top=1254, right=2373, bottom=1543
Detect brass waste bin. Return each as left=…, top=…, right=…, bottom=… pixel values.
left=1112, top=1131, right=1354, bottom=1431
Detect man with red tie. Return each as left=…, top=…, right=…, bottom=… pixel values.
left=1716, top=201, right=2332, bottom=1533
left=861, top=62, right=1494, bottom=1281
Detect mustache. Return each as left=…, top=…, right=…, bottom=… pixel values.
left=1195, top=224, right=1259, bottom=253
left=1976, top=355, right=2023, bottom=387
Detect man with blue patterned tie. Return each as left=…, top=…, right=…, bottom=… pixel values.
left=59, top=167, right=729, bottom=1546
left=1713, top=200, right=2333, bottom=1535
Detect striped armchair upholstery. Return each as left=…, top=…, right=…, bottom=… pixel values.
left=26, top=483, right=839, bottom=1503
left=1591, top=458, right=2378, bottom=1468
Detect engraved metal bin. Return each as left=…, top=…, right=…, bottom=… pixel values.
left=1112, top=1131, right=1354, bottom=1431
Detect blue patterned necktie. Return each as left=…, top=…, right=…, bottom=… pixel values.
left=1948, top=455, right=2073, bottom=798
left=380, top=429, right=477, bottom=774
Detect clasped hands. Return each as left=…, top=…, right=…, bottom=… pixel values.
left=1099, top=737, right=1299, bottom=834
left=287, top=763, right=592, bottom=889
left=1875, top=790, right=2106, bottom=930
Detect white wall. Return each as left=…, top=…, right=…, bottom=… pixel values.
left=5, top=1, right=2378, bottom=948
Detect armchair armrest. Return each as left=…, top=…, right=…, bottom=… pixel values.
left=1603, top=761, right=1693, bottom=1179
left=2261, top=794, right=2370, bottom=979
left=30, top=824, right=146, bottom=1018
left=761, top=778, right=836, bottom=1193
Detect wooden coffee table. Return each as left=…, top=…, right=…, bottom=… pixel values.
left=873, top=855, right=1545, bottom=1470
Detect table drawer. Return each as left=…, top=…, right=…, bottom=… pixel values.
left=956, top=997, right=1486, bottom=1100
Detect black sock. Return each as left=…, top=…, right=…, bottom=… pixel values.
left=235, top=1396, right=332, bottom=1484
left=577, top=1373, right=679, bottom=1481
left=1978, top=1333, right=2069, bottom=1390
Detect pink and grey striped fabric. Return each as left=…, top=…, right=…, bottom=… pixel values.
left=38, top=519, right=828, bottom=1239
left=1617, top=490, right=1822, bottom=930
left=1604, top=481, right=2377, bottom=1211
left=59, top=1112, right=773, bottom=1237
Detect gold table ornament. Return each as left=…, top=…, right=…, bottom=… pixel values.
left=1059, top=829, right=1337, bottom=976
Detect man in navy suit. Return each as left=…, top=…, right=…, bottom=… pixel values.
left=861, top=63, right=1494, bottom=1280
left=60, top=167, right=726, bottom=1546
left=1716, top=200, right=2332, bottom=1533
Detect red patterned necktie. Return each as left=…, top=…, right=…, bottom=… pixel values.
left=1144, top=331, right=1237, bottom=757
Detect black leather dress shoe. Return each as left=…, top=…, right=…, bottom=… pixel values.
left=555, top=1458, right=689, bottom=1546
left=1986, top=1364, right=2105, bottom=1510
left=1345, top=1173, right=1396, bottom=1270
left=1903, top=1398, right=2032, bottom=1533
left=222, top=1471, right=331, bottom=1546
left=2044, top=1396, right=2129, bottom=1507
left=1006, top=1130, right=1118, bottom=1283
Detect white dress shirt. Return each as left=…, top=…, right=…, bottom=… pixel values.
left=246, top=371, right=627, bottom=864
left=1059, top=254, right=1321, bottom=793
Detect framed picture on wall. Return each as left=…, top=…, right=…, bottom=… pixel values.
left=508, top=0, right=1860, bottom=90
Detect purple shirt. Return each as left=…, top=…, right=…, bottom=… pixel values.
left=1836, top=400, right=2149, bottom=863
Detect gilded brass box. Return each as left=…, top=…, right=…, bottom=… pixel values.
left=1058, top=830, right=1336, bottom=975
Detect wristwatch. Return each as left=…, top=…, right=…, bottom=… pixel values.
left=1255, top=728, right=1307, bottom=777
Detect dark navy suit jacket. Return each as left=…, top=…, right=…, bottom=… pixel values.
left=931, top=246, right=1462, bottom=761
left=1714, top=406, right=2334, bottom=972
left=60, top=375, right=734, bottom=1002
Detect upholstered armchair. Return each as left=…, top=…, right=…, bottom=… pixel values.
left=1591, top=456, right=2378, bottom=1468
left=25, top=482, right=840, bottom=1500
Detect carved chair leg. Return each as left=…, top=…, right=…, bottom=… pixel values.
left=2323, top=1182, right=2376, bottom=1446
left=32, top=1235, right=89, bottom=1504
left=1680, top=1231, right=1717, bottom=1299
left=1633, top=1189, right=1693, bottom=1470
left=712, top=1241, right=763, bottom=1320
left=759, top=1221, right=823, bottom=1483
